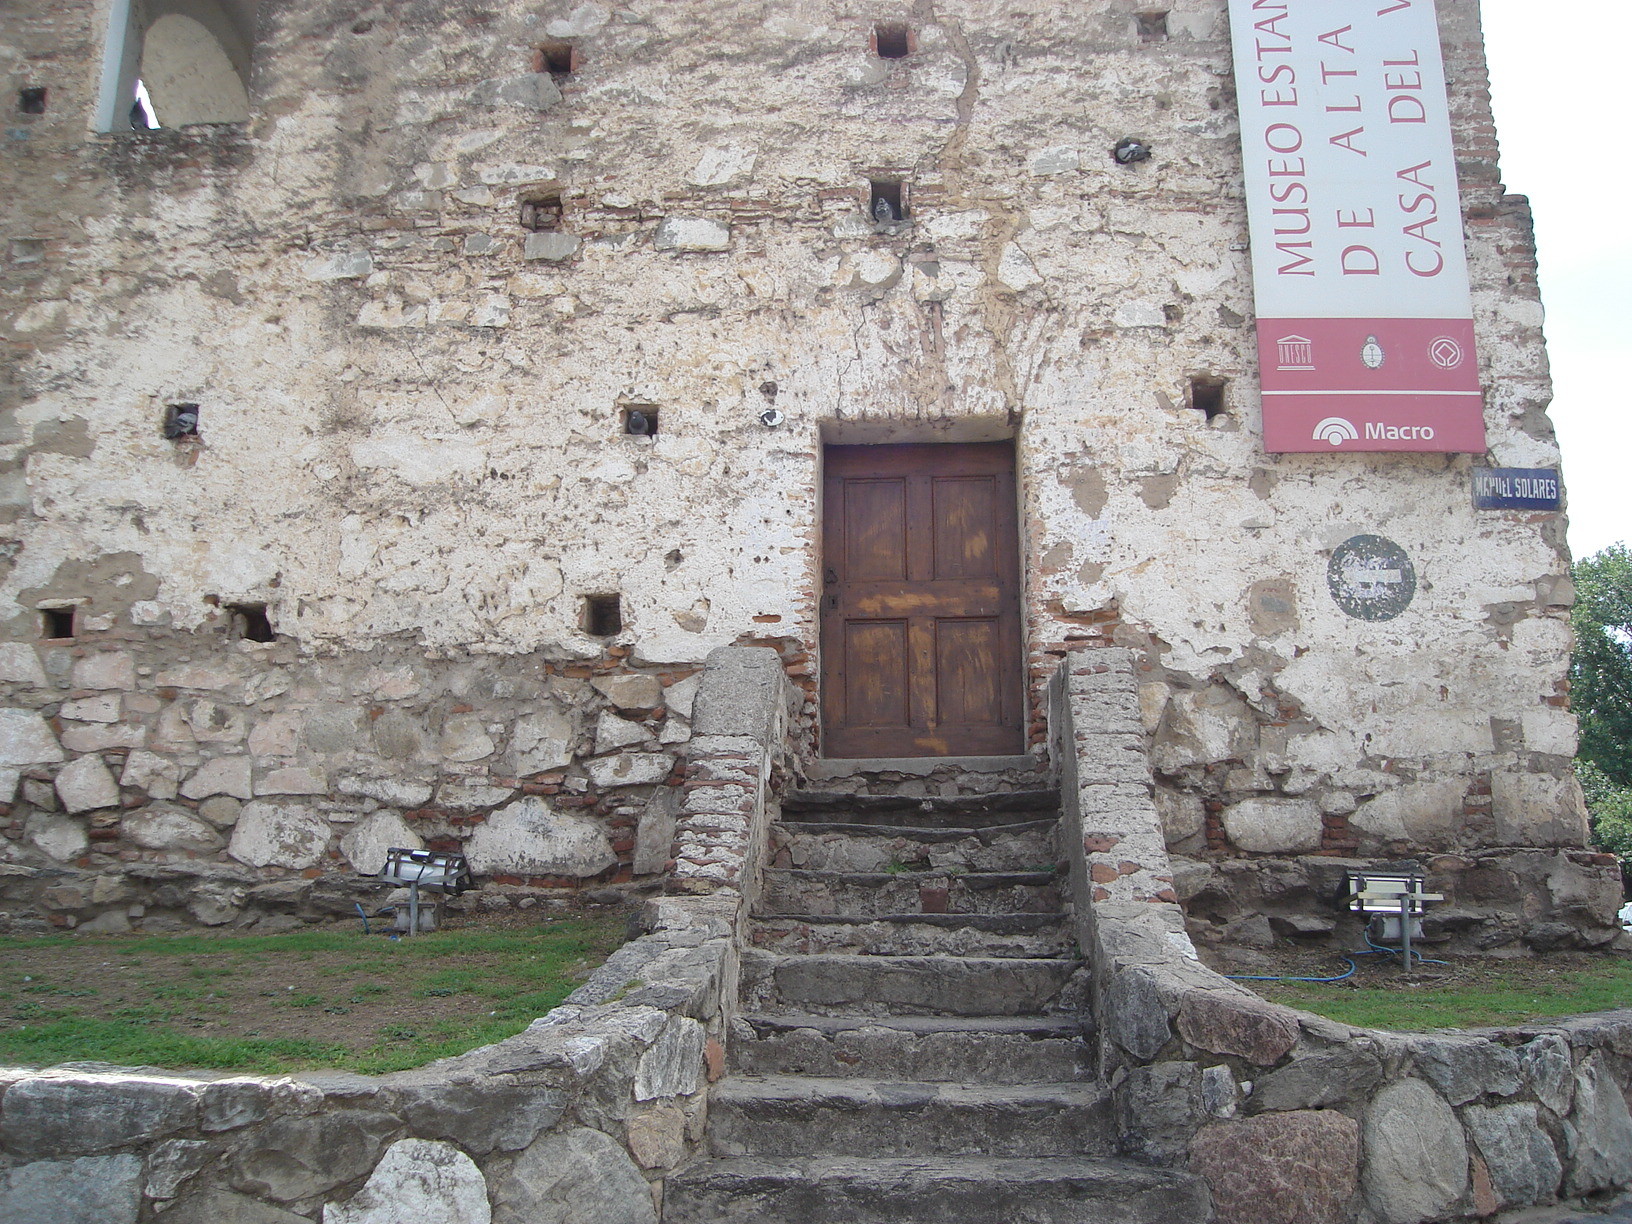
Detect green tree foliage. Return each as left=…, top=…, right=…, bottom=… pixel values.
left=1571, top=544, right=1632, bottom=786
left=1577, top=760, right=1632, bottom=871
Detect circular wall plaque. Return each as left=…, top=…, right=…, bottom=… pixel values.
left=1327, top=535, right=1416, bottom=621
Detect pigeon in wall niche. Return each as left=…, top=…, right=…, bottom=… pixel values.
left=873, top=195, right=898, bottom=223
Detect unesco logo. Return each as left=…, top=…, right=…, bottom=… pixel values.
left=1428, top=337, right=1465, bottom=369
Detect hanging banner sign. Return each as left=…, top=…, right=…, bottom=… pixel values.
left=1229, top=0, right=1487, bottom=453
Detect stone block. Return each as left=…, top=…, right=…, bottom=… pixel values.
left=1220, top=798, right=1322, bottom=854
left=635, top=1015, right=706, bottom=1100
left=465, top=796, right=615, bottom=877
left=54, top=754, right=119, bottom=813
left=158, top=1189, right=311, bottom=1224
left=248, top=712, right=303, bottom=758
left=392, top=1082, right=566, bottom=1155
left=341, top=811, right=424, bottom=875
left=592, top=673, right=664, bottom=710
left=1156, top=786, right=1205, bottom=849
left=187, top=699, right=247, bottom=743
left=255, top=767, right=327, bottom=796
left=1491, top=771, right=1590, bottom=847
left=524, top=232, right=580, bottom=262
left=1190, top=1109, right=1359, bottom=1224
left=182, top=755, right=254, bottom=800
left=1564, top=1051, right=1632, bottom=1195
left=440, top=714, right=495, bottom=762
left=124, top=803, right=226, bottom=853
left=586, top=752, right=674, bottom=788
left=1406, top=1035, right=1521, bottom=1105
left=489, top=1127, right=657, bottom=1224
left=663, top=675, right=701, bottom=720
left=1519, top=1033, right=1574, bottom=1116
left=627, top=1103, right=687, bottom=1169
left=145, top=1137, right=214, bottom=1199
left=25, top=811, right=87, bottom=862
left=70, top=652, right=135, bottom=690
left=1152, top=687, right=1255, bottom=771
left=596, top=711, right=651, bottom=753
left=60, top=694, right=119, bottom=722
left=233, top=1109, right=401, bottom=1202
left=1349, top=779, right=1467, bottom=846
left=2, top=1074, right=199, bottom=1155
left=1175, top=990, right=1300, bottom=1066
left=654, top=216, right=731, bottom=252
left=0, top=1154, right=141, bottom=1224
left=1462, top=1102, right=1562, bottom=1209
left=472, top=74, right=562, bottom=111
left=1361, top=1078, right=1467, bottom=1224
left=120, top=750, right=181, bottom=799
left=61, top=722, right=145, bottom=752
left=200, top=1077, right=272, bottom=1132
left=690, top=647, right=785, bottom=738
left=337, top=774, right=434, bottom=807
left=325, top=1138, right=489, bottom=1224
left=0, top=708, right=65, bottom=765
left=199, top=795, right=243, bottom=829
left=228, top=802, right=331, bottom=869
left=0, top=642, right=48, bottom=685
left=509, top=708, right=576, bottom=775
left=437, top=782, right=516, bottom=809
left=635, top=788, right=678, bottom=876
left=1252, top=1045, right=1385, bottom=1111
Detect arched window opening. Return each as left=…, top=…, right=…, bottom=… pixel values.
left=97, top=0, right=260, bottom=133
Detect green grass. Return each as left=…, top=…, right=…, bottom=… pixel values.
left=1253, top=957, right=1632, bottom=1031
left=0, top=917, right=626, bottom=1075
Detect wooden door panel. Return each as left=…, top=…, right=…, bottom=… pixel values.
left=821, top=443, right=1023, bottom=759
left=934, top=618, right=1003, bottom=726
left=842, top=620, right=911, bottom=727
left=843, top=479, right=909, bottom=582
left=931, top=476, right=998, bottom=580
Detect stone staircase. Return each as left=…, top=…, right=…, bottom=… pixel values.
left=664, top=784, right=1212, bottom=1223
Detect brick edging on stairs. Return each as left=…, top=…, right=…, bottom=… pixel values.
left=1054, top=649, right=1632, bottom=1224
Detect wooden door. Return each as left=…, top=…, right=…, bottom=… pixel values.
left=820, top=442, right=1024, bottom=758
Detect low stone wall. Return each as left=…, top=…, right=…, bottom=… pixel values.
left=0, top=646, right=798, bottom=1223
left=1053, top=650, right=1632, bottom=1224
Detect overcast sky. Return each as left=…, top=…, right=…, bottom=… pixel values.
left=1481, top=3, right=1629, bottom=561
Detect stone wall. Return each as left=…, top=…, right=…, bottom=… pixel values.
left=1054, top=651, right=1632, bottom=1223
left=0, top=645, right=795, bottom=1223
left=0, top=0, right=1590, bottom=915
left=0, top=892, right=733, bottom=1224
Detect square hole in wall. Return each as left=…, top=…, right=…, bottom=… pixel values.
left=873, top=23, right=913, bottom=59
left=40, top=607, right=75, bottom=640
left=1136, top=12, right=1170, bottom=42
left=1190, top=376, right=1228, bottom=420
left=519, top=193, right=564, bottom=232
left=535, top=40, right=577, bottom=76
left=228, top=603, right=275, bottom=643
left=18, top=87, right=47, bottom=115
left=583, top=594, right=623, bottom=637
left=622, top=405, right=658, bottom=437
left=869, top=179, right=905, bottom=223
left=162, top=402, right=200, bottom=440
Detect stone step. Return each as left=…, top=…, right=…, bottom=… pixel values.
left=760, top=869, right=1063, bottom=918
left=708, top=1076, right=1114, bottom=1159
left=769, top=820, right=1058, bottom=874
left=663, top=1155, right=1213, bottom=1224
left=730, top=1013, right=1091, bottom=1082
left=738, top=950, right=1085, bottom=1017
left=748, top=913, right=1074, bottom=959
left=781, top=790, right=1060, bottom=829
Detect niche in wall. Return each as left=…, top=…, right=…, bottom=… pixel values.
left=99, top=0, right=260, bottom=131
